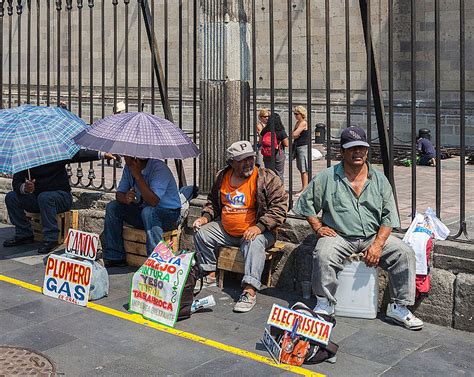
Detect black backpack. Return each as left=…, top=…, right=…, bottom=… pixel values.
left=177, top=254, right=204, bottom=321
left=270, top=302, right=339, bottom=364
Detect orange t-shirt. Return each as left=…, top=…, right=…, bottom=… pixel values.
left=220, top=168, right=258, bottom=237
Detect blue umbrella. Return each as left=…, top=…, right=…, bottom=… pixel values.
left=0, top=105, right=89, bottom=175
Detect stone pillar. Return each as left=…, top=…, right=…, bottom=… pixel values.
left=199, top=0, right=251, bottom=193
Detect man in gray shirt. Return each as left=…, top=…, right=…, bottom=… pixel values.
left=294, top=126, right=423, bottom=330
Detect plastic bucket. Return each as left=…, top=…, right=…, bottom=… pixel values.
left=334, top=261, right=378, bottom=319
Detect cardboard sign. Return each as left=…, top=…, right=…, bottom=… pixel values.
left=129, top=241, right=194, bottom=327
left=262, top=327, right=281, bottom=363
left=267, top=304, right=333, bottom=345
left=43, top=254, right=91, bottom=306
left=65, top=229, right=99, bottom=261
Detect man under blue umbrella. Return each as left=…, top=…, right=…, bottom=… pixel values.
left=4, top=149, right=114, bottom=254
left=1, top=103, right=115, bottom=254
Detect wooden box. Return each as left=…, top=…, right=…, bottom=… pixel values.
left=123, top=226, right=180, bottom=267
left=26, top=210, right=79, bottom=244
left=217, top=241, right=285, bottom=288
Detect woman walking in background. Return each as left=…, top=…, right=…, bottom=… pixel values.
left=260, top=113, right=289, bottom=182
left=292, top=106, right=309, bottom=195
left=255, top=108, right=270, bottom=166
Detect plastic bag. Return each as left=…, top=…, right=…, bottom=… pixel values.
left=60, top=253, right=109, bottom=301
left=403, top=208, right=449, bottom=275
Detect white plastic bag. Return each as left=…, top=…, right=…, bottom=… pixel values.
left=60, top=253, right=109, bottom=301
left=403, top=208, right=449, bottom=275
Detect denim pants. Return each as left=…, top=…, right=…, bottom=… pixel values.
left=193, top=220, right=275, bottom=291
left=103, top=201, right=180, bottom=260
left=5, top=190, right=73, bottom=242
left=312, top=234, right=416, bottom=306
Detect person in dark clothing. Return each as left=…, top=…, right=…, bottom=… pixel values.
left=4, top=150, right=113, bottom=254
left=416, top=133, right=436, bottom=166
left=260, top=113, right=289, bottom=181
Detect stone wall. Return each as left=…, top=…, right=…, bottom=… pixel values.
left=0, top=177, right=471, bottom=332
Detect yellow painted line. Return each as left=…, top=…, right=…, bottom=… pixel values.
left=0, top=274, right=325, bottom=377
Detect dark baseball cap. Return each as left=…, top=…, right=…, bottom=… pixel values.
left=340, top=126, right=370, bottom=149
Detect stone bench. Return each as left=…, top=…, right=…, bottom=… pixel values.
left=123, top=225, right=180, bottom=267
left=217, top=241, right=285, bottom=288
left=25, top=210, right=79, bottom=244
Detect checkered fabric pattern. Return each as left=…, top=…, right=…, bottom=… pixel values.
left=0, top=105, right=88, bottom=174
left=74, top=112, right=200, bottom=160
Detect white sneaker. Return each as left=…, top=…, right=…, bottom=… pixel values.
left=313, top=296, right=335, bottom=316
left=386, top=303, right=424, bottom=330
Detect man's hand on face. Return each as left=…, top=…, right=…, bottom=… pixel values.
left=316, top=226, right=337, bottom=237
left=24, top=179, right=35, bottom=194
left=124, top=188, right=136, bottom=204
left=242, top=225, right=262, bottom=241
left=127, top=158, right=143, bottom=179
left=364, top=241, right=383, bottom=267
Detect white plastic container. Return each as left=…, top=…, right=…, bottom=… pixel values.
left=334, top=261, right=378, bottom=319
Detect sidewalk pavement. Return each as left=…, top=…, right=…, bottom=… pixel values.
left=0, top=223, right=473, bottom=376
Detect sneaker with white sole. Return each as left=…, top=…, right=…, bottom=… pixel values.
left=313, top=296, right=335, bottom=316
left=233, top=292, right=256, bottom=313
left=386, top=303, right=424, bottom=330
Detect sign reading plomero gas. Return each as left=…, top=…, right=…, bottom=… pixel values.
left=65, top=229, right=99, bottom=261
left=267, top=304, right=334, bottom=345
left=43, top=254, right=91, bottom=306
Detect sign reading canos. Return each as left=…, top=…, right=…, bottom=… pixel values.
left=129, top=242, right=194, bottom=327
left=43, top=254, right=92, bottom=306
left=64, top=229, right=99, bottom=261
left=267, top=304, right=334, bottom=345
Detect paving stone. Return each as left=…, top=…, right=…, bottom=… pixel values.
left=183, top=354, right=282, bottom=376
left=80, top=356, right=177, bottom=377
left=1, top=324, right=77, bottom=351
left=335, top=315, right=442, bottom=346
left=45, top=339, right=124, bottom=376
left=315, top=351, right=389, bottom=377
left=0, top=281, right=42, bottom=310
left=381, top=329, right=474, bottom=377
left=0, top=310, right=37, bottom=335
left=5, top=298, right=84, bottom=324
left=454, top=273, right=474, bottom=332
left=338, top=328, right=419, bottom=366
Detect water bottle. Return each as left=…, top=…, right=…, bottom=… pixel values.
left=191, top=295, right=216, bottom=313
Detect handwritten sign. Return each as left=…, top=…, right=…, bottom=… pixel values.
left=262, top=327, right=282, bottom=363
left=65, top=229, right=99, bottom=261
left=43, top=254, right=91, bottom=306
left=129, top=241, right=194, bottom=327
left=267, top=304, right=333, bottom=345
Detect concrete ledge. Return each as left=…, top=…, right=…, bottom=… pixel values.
left=1, top=179, right=473, bottom=332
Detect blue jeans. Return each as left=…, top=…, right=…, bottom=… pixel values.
left=5, top=190, right=73, bottom=242
left=103, top=200, right=180, bottom=260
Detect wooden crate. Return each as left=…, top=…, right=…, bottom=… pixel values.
left=217, top=241, right=285, bottom=288
left=25, top=210, right=79, bottom=244
left=123, top=226, right=180, bottom=267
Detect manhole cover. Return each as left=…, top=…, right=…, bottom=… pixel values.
left=0, top=346, right=55, bottom=376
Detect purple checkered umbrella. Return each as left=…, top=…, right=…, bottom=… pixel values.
left=73, top=112, right=200, bottom=160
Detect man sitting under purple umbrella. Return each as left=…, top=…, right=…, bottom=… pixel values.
left=3, top=150, right=114, bottom=254
left=103, top=156, right=181, bottom=267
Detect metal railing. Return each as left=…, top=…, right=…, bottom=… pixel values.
left=0, top=0, right=471, bottom=241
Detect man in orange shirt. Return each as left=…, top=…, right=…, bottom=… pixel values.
left=193, top=140, right=288, bottom=312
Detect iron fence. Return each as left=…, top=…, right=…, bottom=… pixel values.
left=0, top=0, right=472, bottom=241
